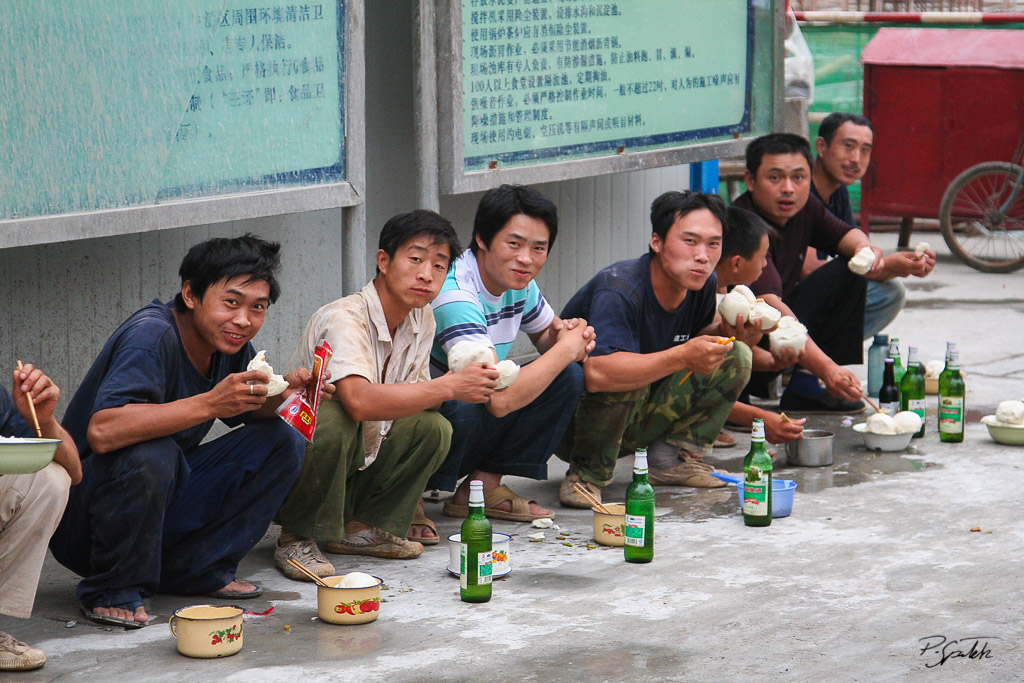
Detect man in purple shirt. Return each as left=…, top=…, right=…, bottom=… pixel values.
left=732, top=133, right=913, bottom=413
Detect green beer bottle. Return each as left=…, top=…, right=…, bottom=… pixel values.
left=624, top=448, right=654, bottom=563
left=938, top=346, right=965, bottom=443
left=900, top=344, right=926, bottom=438
left=460, top=480, right=492, bottom=602
left=888, top=338, right=905, bottom=384
left=743, top=419, right=772, bottom=527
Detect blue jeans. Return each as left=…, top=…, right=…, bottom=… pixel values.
left=50, top=419, right=304, bottom=608
left=426, top=363, right=584, bottom=491
left=863, top=280, right=906, bottom=340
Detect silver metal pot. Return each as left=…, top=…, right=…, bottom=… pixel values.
left=785, top=429, right=835, bottom=467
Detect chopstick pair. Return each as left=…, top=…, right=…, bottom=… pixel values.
left=286, top=558, right=329, bottom=587
left=572, top=482, right=611, bottom=514
left=15, top=361, right=42, bottom=437
left=842, top=375, right=882, bottom=413
left=677, top=336, right=736, bottom=386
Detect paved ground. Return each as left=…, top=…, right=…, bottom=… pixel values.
left=4, top=232, right=1023, bottom=682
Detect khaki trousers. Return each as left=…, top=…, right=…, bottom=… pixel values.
left=0, top=462, right=71, bottom=618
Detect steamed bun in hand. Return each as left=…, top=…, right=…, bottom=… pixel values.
left=718, top=285, right=757, bottom=325
left=769, top=316, right=808, bottom=354
left=247, top=350, right=289, bottom=396
left=495, top=359, right=520, bottom=389
left=447, top=341, right=494, bottom=373
left=848, top=246, right=876, bottom=275
left=749, top=300, right=782, bottom=331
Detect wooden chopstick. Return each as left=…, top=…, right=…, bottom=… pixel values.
left=677, top=337, right=736, bottom=386
left=572, top=482, right=611, bottom=514
left=15, top=361, right=42, bottom=437
left=843, top=375, right=881, bottom=413
left=286, top=558, right=329, bottom=586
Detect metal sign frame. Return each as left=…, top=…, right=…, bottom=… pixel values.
left=435, top=0, right=784, bottom=195
left=0, top=0, right=365, bottom=252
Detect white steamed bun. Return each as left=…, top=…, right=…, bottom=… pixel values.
left=866, top=413, right=900, bottom=435
left=247, top=350, right=289, bottom=396
left=995, top=400, right=1024, bottom=426
left=447, top=341, right=494, bottom=373
left=848, top=246, right=876, bottom=275
left=893, top=411, right=923, bottom=434
left=338, top=571, right=378, bottom=588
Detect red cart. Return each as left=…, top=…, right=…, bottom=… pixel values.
left=860, top=28, right=1024, bottom=257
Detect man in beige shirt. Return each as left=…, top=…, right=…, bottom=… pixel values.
left=275, top=210, right=498, bottom=579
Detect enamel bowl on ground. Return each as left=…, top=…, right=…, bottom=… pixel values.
left=592, top=503, right=626, bottom=546
left=447, top=533, right=512, bottom=578
left=317, top=574, right=383, bottom=624
left=981, top=415, right=1024, bottom=446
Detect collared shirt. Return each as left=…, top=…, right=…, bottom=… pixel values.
left=731, top=191, right=854, bottom=299
left=288, top=281, right=434, bottom=468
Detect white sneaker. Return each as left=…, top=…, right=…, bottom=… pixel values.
left=0, top=631, right=46, bottom=671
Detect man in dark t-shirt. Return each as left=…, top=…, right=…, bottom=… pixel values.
left=50, top=235, right=330, bottom=630
left=733, top=133, right=911, bottom=414
left=556, top=191, right=752, bottom=507
left=807, top=113, right=935, bottom=339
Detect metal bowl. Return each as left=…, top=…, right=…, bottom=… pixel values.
left=785, top=429, right=835, bottom=466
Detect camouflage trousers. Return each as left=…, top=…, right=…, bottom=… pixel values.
left=556, top=343, right=752, bottom=486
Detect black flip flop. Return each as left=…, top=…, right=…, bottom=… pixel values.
left=202, top=583, right=263, bottom=599
left=80, top=603, right=146, bottom=630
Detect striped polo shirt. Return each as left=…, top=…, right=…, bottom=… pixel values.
left=430, top=250, right=554, bottom=376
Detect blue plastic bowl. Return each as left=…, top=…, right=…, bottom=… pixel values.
left=736, top=479, right=797, bottom=518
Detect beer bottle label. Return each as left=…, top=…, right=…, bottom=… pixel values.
left=908, top=398, right=925, bottom=414
left=460, top=544, right=468, bottom=589
left=743, top=479, right=769, bottom=517
left=477, top=551, right=493, bottom=584
left=938, top=396, right=964, bottom=433
left=880, top=401, right=899, bottom=416
left=624, top=514, right=646, bottom=546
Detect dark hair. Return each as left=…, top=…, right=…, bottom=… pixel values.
left=817, top=112, right=873, bottom=147
left=377, top=209, right=462, bottom=274
left=471, top=184, right=558, bottom=254
left=174, top=234, right=281, bottom=311
left=745, top=133, right=814, bottom=177
left=648, top=190, right=728, bottom=254
left=722, top=206, right=779, bottom=259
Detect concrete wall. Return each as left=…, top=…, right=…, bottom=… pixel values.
left=0, top=1, right=691, bottom=408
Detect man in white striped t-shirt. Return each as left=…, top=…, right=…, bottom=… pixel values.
left=428, top=184, right=595, bottom=522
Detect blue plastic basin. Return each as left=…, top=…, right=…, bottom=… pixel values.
left=736, top=479, right=797, bottom=518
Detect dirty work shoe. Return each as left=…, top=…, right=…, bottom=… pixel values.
left=559, top=470, right=602, bottom=509
left=0, top=631, right=46, bottom=671
left=648, top=461, right=726, bottom=488
left=779, top=390, right=866, bottom=415
left=326, top=526, right=424, bottom=559
left=275, top=538, right=336, bottom=581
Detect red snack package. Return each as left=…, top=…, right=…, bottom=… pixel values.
left=276, top=339, right=332, bottom=442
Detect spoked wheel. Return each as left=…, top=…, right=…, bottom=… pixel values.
left=939, top=161, right=1024, bottom=273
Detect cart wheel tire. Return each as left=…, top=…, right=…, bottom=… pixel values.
left=939, top=161, right=1024, bottom=273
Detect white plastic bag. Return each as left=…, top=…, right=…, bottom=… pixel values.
left=784, top=7, right=814, bottom=105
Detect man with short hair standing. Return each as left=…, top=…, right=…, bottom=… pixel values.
left=557, top=191, right=753, bottom=507
left=429, top=184, right=595, bottom=521
left=275, top=210, right=499, bottom=575
left=51, top=235, right=326, bottom=628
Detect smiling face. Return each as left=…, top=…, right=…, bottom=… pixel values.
left=475, top=213, right=550, bottom=295
left=816, top=121, right=873, bottom=187
left=745, top=152, right=811, bottom=226
left=377, top=234, right=452, bottom=313
left=649, top=207, right=723, bottom=291
left=181, top=275, right=270, bottom=358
